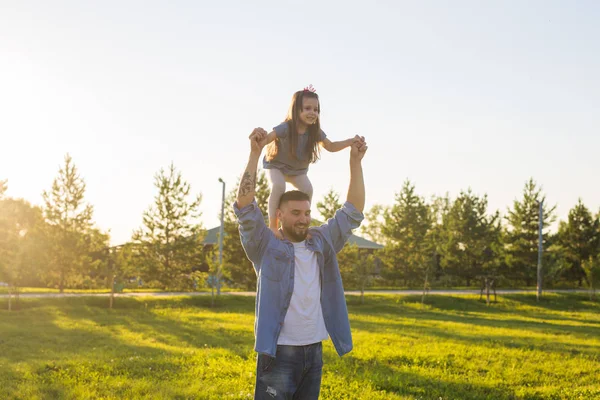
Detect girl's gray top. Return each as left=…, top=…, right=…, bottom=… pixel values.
left=262, top=121, right=327, bottom=176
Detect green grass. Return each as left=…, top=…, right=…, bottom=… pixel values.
left=1, top=293, right=598, bottom=399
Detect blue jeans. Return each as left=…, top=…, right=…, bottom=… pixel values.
left=254, top=342, right=323, bottom=399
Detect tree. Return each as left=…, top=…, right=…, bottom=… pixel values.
left=590, top=210, right=600, bottom=299
left=337, top=244, right=378, bottom=304
left=132, top=162, right=204, bottom=290
left=380, top=180, right=432, bottom=287
left=202, top=249, right=220, bottom=306
left=359, top=204, right=386, bottom=246
left=108, top=244, right=144, bottom=308
left=555, top=199, right=600, bottom=286
left=438, top=189, right=501, bottom=287
left=316, top=188, right=342, bottom=221
left=318, top=189, right=381, bottom=301
left=504, top=179, right=556, bottom=287
left=42, top=154, right=105, bottom=292
left=0, top=198, right=45, bottom=310
left=582, top=256, right=600, bottom=301
left=428, top=194, right=452, bottom=284
left=221, top=170, right=270, bottom=290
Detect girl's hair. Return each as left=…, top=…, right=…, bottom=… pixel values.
left=266, top=90, right=322, bottom=163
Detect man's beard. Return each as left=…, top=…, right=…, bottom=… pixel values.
left=282, top=223, right=308, bottom=242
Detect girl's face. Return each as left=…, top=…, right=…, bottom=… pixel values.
left=298, top=97, right=319, bottom=128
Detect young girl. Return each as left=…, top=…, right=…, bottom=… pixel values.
left=259, top=85, right=360, bottom=238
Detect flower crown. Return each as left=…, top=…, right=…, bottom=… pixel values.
left=303, top=84, right=316, bottom=93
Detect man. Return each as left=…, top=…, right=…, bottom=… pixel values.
left=234, top=127, right=368, bottom=399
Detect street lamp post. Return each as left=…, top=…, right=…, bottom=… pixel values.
left=217, top=178, right=226, bottom=295
left=537, top=200, right=543, bottom=301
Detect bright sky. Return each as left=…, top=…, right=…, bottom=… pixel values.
left=1, top=1, right=599, bottom=245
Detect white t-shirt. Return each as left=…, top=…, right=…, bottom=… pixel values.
left=277, top=240, right=329, bottom=345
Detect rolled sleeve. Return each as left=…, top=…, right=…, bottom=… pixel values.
left=233, top=200, right=270, bottom=266
left=320, top=201, right=364, bottom=253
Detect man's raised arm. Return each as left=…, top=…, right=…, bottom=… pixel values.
left=234, top=127, right=272, bottom=267
left=320, top=138, right=368, bottom=253
left=236, top=128, right=268, bottom=209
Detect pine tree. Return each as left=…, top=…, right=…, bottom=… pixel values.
left=555, top=199, right=600, bottom=286
left=380, top=180, right=432, bottom=287
left=316, top=188, right=342, bottom=221
left=132, top=162, right=204, bottom=289
left=504, top=179, right=556, bottom=286
left=337, top=244, right=378, bottom=304
left=42, top=154, right=104, bottom=292
left=428, top=194, right=451, bottom=281
left=438, top=189, right=501, bottom=287
left=359, top=204, right=386, bottom=245
left=0, top=197, right=46, bottom=309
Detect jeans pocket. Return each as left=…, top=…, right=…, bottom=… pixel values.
left=258, top=354, right=275, bottom=373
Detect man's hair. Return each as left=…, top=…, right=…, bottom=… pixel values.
left=278, top=190, right=310, bottom=208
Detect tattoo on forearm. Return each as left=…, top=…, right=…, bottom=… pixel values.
left=239, top=171, right=256, bottom=197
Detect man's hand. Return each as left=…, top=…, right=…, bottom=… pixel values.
left=249, top=127, right=268, bottom=154
left=350, top=136, right=367, bottom=162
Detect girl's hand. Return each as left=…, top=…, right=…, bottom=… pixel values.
left=351, top=135, right=365, bottom=145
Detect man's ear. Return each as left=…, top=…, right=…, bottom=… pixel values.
left=276, top=209, right=283, bottom=223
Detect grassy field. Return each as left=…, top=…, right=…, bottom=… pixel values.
left=1, top=293, right=598, bottom=399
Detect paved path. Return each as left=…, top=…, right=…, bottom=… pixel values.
left=0, top=289, right=586, bottom=299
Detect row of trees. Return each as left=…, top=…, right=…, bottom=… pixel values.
left=0, top=156, right=109, bottom=309
left=355, top=180, right=599, bottom=297
left=1, top=156, right=211, bottom=296
left=2, top=155, right=600, bottom=308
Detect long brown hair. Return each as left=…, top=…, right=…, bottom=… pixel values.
left=266, top=90, right=322, bottom=163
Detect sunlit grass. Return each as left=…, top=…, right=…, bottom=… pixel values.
left=1, top=293, right=598, bottom=399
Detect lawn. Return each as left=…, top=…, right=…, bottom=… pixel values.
left=1, top=293, right=598, bottom=399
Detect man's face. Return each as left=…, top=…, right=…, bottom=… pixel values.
left=277, top=200, right=311, bottom=242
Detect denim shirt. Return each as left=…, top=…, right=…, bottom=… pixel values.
left=234, top=199, right=364, bottom=358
